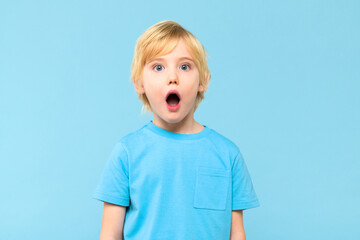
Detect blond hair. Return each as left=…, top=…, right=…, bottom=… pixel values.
left=130, top=20, right=211, bottom=114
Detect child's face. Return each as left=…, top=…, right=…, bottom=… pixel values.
left=137, top=38, right=204, bottom=125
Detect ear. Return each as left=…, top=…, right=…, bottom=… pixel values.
left=198, top=84, right=205, bottom=93
left=134, top=80, right=145, bottom=94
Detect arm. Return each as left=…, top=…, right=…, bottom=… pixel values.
left=99, top=202, right=127, bottom=240
left=230, top=210, right=246, bottom=240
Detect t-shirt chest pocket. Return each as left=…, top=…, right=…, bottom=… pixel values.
left=193, top=166, right=231, bottom=211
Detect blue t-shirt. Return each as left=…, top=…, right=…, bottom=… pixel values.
left=93, top=120, right=259, bottom=239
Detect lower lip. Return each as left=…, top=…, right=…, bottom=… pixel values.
left=166, top=101, right=181, bottom=111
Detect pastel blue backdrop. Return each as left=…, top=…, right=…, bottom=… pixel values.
left=1, top=0, right=359, bottom=239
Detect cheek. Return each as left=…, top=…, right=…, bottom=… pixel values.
left=142, top=72, right=155, bottom=90
left=190, top=74, right=200, bottom=93
left=143, top=82, right=163, bottom=103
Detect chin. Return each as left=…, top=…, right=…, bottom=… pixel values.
left=164, top=118, right=182, bottom=124
left=160, top=115, right=185, bottom=124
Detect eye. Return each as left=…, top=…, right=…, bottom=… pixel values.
left=180, top=64, right=191, bottom=71
left=153, top=64, right=164, bottom=71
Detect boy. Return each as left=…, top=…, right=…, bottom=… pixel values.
left=93, top=20, right=259, bottom=240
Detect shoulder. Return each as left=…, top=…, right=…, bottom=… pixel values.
left=105, top=126, right=146, bottom=166
left=113, top=123, right=149, bottom=150
left=207, top=128, right=240, bottom=152
left=206, top=127, right=241, bottom=158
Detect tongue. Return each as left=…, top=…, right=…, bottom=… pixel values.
left=168, top=98, right=179, bottom=106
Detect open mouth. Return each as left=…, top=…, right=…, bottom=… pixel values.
left=166, top=93, right=180, bottom=106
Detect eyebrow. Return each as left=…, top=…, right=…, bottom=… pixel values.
left=148, top=56, right=194, bottom=63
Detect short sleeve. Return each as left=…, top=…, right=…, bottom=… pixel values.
left=232, top=150, right=260, bottom=210
left=92, top=142, right=130, bottom=207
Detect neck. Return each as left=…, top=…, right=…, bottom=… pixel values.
left=152, top=116, right=204, bottom=134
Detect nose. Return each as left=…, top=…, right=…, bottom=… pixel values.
left=167, top=67, right=178, bottom=85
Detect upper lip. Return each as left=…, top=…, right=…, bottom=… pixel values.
left=165, top=89, right=181, bottom=101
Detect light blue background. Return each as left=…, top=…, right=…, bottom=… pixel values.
left=1, top=0, right=359, bottom=239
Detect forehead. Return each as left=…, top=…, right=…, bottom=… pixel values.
left=147, top=38, right=195, bottom=63
left=149, top=56, right=194, bottom=63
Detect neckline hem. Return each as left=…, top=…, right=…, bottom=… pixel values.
left=145, top=120, right=210, bottom=140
